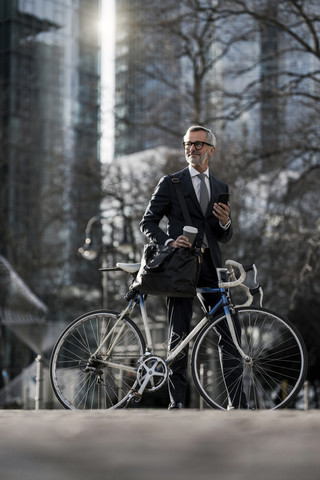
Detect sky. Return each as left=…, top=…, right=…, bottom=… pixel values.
left=100, top=0, right=115, bottom=163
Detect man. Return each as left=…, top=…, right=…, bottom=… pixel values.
left=140, top=125, right=245, bottom=409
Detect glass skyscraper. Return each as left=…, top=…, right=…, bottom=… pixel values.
left=114, top=0, right=183, bottom=156
left=0, top=0, right=101, bottom=293
left=0, top=0, right=102, bottom=381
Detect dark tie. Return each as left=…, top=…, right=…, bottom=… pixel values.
left=198, top=173, right=209, bottom=215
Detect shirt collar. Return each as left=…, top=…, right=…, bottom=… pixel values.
left=188, top=165, right=210, bottom=178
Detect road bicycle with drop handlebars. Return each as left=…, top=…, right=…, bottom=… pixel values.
left=50, top=259, right=307, bottom=410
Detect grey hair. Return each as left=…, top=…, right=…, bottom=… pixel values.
left=184, top=125, right=216, bottom=148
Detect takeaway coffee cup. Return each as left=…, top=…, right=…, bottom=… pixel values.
left=183, top=226, right=198, bottom=246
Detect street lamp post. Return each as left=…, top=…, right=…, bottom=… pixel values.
left=78, top=216, right=108, bottom=308
left=101, top=246, right=108, bottom=309
left=77, top=216, right=100, bottom=261
left=78, top=215, right=132, bottom=308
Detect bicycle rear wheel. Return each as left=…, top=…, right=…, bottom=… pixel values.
left=50, top=310, right=146, bottom=410
left=191, top=307, right=307, bottom=410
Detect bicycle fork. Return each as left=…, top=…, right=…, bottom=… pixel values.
left=224, top=308, right=252, bottom=364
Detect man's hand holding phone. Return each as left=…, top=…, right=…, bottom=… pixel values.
left=213, top=193, right=230, bottom=226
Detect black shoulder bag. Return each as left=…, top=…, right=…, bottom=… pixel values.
left=131, top=178, right=202, bottom=297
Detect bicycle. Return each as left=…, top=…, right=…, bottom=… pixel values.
left=50, top=259, right=307, bottom=410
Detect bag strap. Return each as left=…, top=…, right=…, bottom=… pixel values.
left=171, top=177, right=193, bottom=226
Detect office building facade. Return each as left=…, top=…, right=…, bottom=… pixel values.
left=0, top=0, right=101, bottom=302
left=114, top=0, right=184, bottom=156
left=0, top=0, right=102, bottom=387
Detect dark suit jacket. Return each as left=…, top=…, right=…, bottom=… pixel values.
left=140, top=167, right=232, bottom=268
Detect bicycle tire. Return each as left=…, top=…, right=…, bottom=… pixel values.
left=50, top=310, right=146, bottom=410
left=191, top=307, right=307, bottom=410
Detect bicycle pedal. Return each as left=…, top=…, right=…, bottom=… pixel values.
left=126, top=392, right=142, bottom=407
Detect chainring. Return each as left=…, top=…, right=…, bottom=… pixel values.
left=136, top=355, right=168, bottom=392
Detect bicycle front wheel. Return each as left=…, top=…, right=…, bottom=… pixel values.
left=191, top=307, right=307, bottom=410
left=50, top=310, right=146, bottom=410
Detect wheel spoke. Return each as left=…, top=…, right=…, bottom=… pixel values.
left=192, top=307, right=307, bottom=410
left=50, top=311, right=145, bottom=410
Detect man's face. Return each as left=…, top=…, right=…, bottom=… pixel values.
left=184, top=130, right=215, bottom=171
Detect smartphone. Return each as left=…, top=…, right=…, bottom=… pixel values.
left=217, top=193, right=230, bottom=205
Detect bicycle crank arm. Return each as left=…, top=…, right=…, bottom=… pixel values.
left=136, top=355, right=168, bottom=394
left=125, top=355, right=168, bottom=406
left=136, top=370, right=154, bottom=395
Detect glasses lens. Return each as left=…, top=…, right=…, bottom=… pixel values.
left=184, top=141, right=204, bottom=150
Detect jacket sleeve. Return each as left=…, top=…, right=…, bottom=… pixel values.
left=140, top=176, right=173, bottom=245
left=217, top=221, right=233, bottom=244
left=210, top=183, right=233, bottom=245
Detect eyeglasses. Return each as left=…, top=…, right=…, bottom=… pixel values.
left=183, top=141, right=213, bottom=150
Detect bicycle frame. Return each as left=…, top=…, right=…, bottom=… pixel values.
left=88, top=260, right=259, bottom=382
left=90, top=268, right=252, bottom=370
left=121, top=285, right=249, bottom=367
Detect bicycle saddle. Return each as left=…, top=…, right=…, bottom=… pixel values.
left=116, top=262, right=141, bottom=274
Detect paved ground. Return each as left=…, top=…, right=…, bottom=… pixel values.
left=0, top=409, right=319, bottom=480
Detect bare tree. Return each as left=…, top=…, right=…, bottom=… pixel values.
left=109, top=1, right=320, bottom=395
